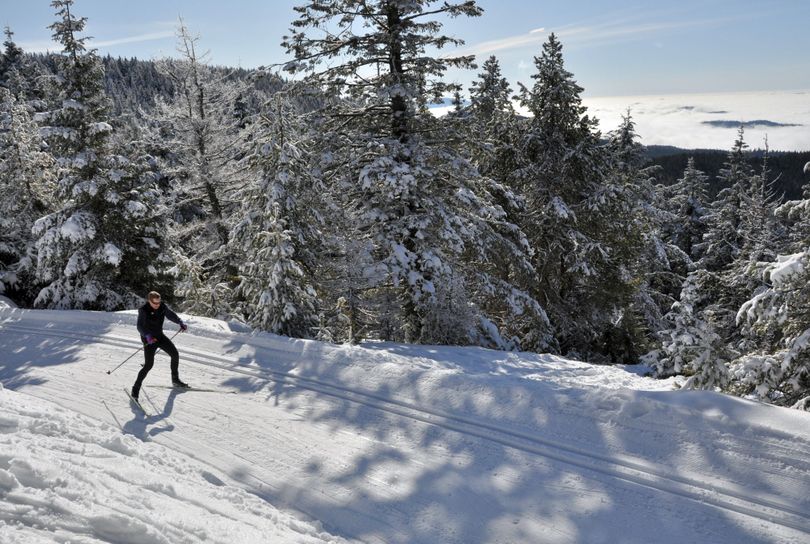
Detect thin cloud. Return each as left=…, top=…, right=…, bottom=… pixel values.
left=555, top=18, right=723, bottom=49
left=451, top=14, right=742, bottom=59
left=93, top=30, right=175, bottom=48
left=20, top=29, right=174, bottom=54
left=447, top=32, right=546, bottom=58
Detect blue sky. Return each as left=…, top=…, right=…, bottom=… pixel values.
left=2, top=0, right=809, bottom=97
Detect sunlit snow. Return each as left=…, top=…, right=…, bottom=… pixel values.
left=1, top=306, right=809, bottom=543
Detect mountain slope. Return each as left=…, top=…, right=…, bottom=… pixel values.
left=1, top=306, right=809, bottom=543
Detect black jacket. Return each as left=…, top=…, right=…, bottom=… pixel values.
left=137, top=301, right=183, bottom=340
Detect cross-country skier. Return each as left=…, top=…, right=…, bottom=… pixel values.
left=130, top=291, right=188, bottom=400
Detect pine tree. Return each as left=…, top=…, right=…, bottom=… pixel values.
left=698, top=127, right=752, bottom=272
left=734, top=251, right=810, bottom=407
left=153, top=21, right=243, bottom=243
left=731, top=165, right=810, bottom=408
left=665, top=157, right=710, bottom=262
left=0, top=27, right=25, bottom=96
left=464, top=55, right=520, bottom=186
left=601, top=111, right=673, bottom=361
left=31, top=0, right=170, bottom=309
left=1, top=27, right=51, bottom=107
left=231, top=89, right=320, bottom=337
left=514, top=33, right=624, bottom=356
left=655, top=270, right=732, bottom=389
left=283, top=0, right=550, bottom=348
left=0, top=89, right=55, bottom=302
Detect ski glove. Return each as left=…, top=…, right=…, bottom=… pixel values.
left=180, top=322, right=188, bottom=332
left=145, top=334, right=158, bottom=344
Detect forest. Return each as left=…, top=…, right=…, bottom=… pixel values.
left=2, top=0, right=810, bottom=409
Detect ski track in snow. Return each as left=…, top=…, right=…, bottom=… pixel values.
left=2, top=308, right=810, bottom=544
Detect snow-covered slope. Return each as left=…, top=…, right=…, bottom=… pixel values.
left=1, top=307, right=809, bottom=544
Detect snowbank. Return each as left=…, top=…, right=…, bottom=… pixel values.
left=0, top=386, right=351, bottom=544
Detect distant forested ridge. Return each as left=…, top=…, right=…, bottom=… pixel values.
left=648, top=146, right=810, bottom=200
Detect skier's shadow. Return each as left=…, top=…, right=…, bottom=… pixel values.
left=121, top=389, right=177, bottom=439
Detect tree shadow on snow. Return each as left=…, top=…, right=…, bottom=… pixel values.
left=0, top=313, right=86, bottom=389
left=206, top=333, right=803, bottom=544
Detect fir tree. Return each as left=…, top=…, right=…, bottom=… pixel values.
left=1, top=27, right=51, bottom=106
left=465, top=55, right=520, bottom=185
left=601, top=111, right=672, bottom=361
left=514, top=33, right=623, bottom=356
left=0, top=89, right=55, bottom=303
left=0, top=27, right=25, bottom=96
left=734, top=251, right=810, bottom=407
left=32, top=0, right=170, bottom=309
left=655, top=270, right=732, bottom=389
left=666, top=157, right=710, bottom=262
left=731, top=165, right=810, bottom=408
left=283, top=0, right=550, bottom=347
left=698, top=127, right=753, bottom=272
left=231, top=89, right=321, bottom=337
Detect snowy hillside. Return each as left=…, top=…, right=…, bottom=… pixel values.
left=1, top=306, right=810, bottom=544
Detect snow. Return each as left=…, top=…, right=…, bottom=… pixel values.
left=62, top=99, right=86, bottom=111
left=100, top=242, right=123, bottom=266
left=1, top=307, right=810, bottom=544
left=768, top=252, right=806, bottom=286
left=59, top=211, right=96, bottom=243
left=88, top=122, right=113, bottom=136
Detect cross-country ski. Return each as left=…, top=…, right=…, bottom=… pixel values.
left=149, top=385, right=237, bottom=394
left=123, top=386, right=150, bottom=417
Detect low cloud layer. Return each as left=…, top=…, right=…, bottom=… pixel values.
left=583, top=90, right=810, bottom=151
left=432, top=90, right=809, bottom=152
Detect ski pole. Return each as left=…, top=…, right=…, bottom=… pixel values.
left=106, top=346, right=142, bottom=375
left=106, top=330, right=181, bottom=375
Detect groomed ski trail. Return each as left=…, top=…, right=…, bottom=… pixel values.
left=2, top=308, right=809, bottom=544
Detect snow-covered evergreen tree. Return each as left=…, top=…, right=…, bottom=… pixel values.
left=0, top=27, right=25, bottom=96
left=731, top=165, right=810, bottom=408
left=724, top=148, right=780, bottom=341
left=740, top=147, right=780, bottom=264
left=734, top=251, right=810, bottom=407
left=698, top=127, right=753, bottom=272
left=31, top=0, right=171, bottom=309
left=231, top=89, right=320, bottom=337
left=514, top=33, right=628, bottom=356
left=665, top=157, right=710, bottom=262
left=283, top=0, right=550, bottom=348
left=0, top=27, right=50, bottom=109
left=601, top=112, right=675, bottom=361
left=463, top=56, right=522, bottom=204
left=655, top=270, right=732, bottom=389
left=0, top=89, right=55, bottom=302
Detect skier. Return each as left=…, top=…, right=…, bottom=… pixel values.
left=131, top=291, right=189, bottom=400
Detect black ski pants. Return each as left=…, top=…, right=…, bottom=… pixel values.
left=132, top=334, right=180, bottom=396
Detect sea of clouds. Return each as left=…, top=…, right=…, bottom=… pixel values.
left=582, top=89, right=810, bottom=152
left=433, top=89, right=809, bottom=152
